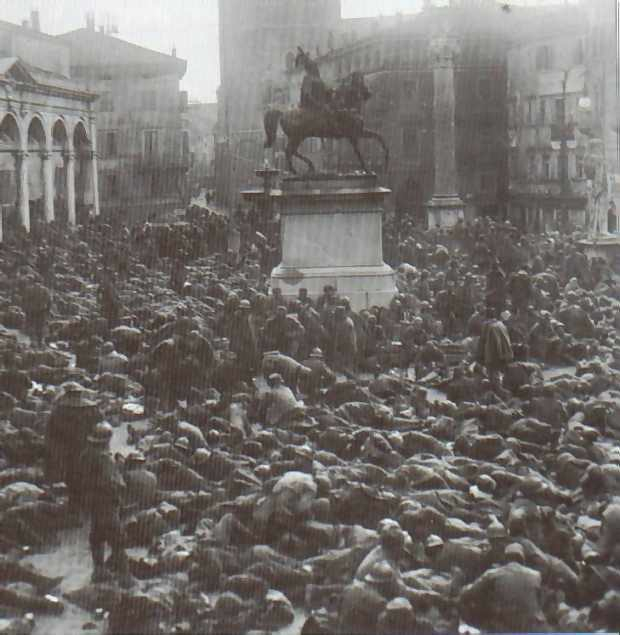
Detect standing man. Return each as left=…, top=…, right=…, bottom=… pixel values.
left=22, top=279, right=51, bottom=349
left=45, top=382, right=102, bottom=520
left=79, top=422, right=131, bottom=586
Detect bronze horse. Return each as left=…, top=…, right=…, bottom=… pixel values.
left=264, top=71, right=389, bottom=175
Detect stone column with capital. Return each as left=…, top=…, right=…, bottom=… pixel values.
left=426, top=37, right=465, bottom=229
left=42, top=151, right=55, bottom=223
left=65, top=151, right=76, bottom=226
left=90, top=150, right=100, bottom=217
left=15, top=150, right=30, bottom=232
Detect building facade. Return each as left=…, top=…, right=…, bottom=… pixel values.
left=59, top=26, right=190, bottom=224
left=0, top=15, right=98, bottom=237
left=507, top=3, right=592, bottom=231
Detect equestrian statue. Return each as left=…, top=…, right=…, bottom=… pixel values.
left=264, top=47, right=389, bottom=175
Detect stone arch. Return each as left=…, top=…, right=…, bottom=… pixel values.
left=51, top=118, right=69, bottom=150
left=0, top=112, right=21, bottom=148
left=73, top=120, right=91, bottom=155
left=73, top=120, right=92, bottom=222
left=50, top=119, right=70, bottom=223
left=0, top=113, right=21, bottom=231
left=27, top=116, right=46, bottom=150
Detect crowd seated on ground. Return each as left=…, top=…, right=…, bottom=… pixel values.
left=0, top=208, right=619, bottom=633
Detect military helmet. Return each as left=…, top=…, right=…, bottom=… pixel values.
left=88, top=421, right=113, bottom=445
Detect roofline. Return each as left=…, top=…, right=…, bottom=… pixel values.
left=58, top=28, right=187, bottom=69
left=0, top=19, right=71, bottom=46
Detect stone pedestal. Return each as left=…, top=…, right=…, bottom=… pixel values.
left=577, top=234, right=620, bottom=264
left=270, top=173, right=396, bottom=311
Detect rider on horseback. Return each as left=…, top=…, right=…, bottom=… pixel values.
left=295, top=47, right=332, bottom=114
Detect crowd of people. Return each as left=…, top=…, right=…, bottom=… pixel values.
left=0, top=206, right=620, bottom=633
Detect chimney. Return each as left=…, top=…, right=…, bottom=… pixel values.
left=99, top=25, right=105, bottom=34
left=172, top=44, right=177, bottom=58
left=21, top=19, right=29, bottom=29
left=86, top=12, right=95, bottom=31
left=30, top=10, right=40, bottom=32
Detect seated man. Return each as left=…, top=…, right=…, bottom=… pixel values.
left=258, top=373, right=304, bottom=427
left=299, top=348, right=336, bottom=402
left=459, top=543, right=549, bottom=632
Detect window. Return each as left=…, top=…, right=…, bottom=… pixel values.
left=106, top=174, right=119, bottom=198
left=542, top=154, right=551, bottom=180
left=182, top=130, right=190, bottom=158
left=576, top=152, right=585, bottom=179
left=403, top=80, right=416, bottom=99
left=480, top=172, right=496, bottom=194
left=527, top=98, right=535, bottom=125
left=480, top=131, right=494, bottom=157
left=539, top=99, right=546, bottom=124
left=535, top=45, right=552, bottom=71
left=141, top=90, right=157, bottom=110
left=143, top=130, right=158, bottom=158
left=574, top=39, right=584, bottom=65
left=478, top=78, right=491, bottom=101
left=402, top=126, right=416, bottom=159
left=554, top=98, right=564, bottom=124
left=510, top=147, right=519, bottom=180
left=99, top=93, right=114, bottom=112
left=102, top=130, right=118, bottom=158
left=528, top=154, right=537, bottom=180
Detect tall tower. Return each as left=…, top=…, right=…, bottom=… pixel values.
left=216, top=0, right=342, bottom=209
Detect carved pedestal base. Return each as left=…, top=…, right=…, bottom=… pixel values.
left=272, top=263, right=396, bottom=312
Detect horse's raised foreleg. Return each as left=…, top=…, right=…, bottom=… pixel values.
left=349, top=137, right=369, bottom=173
left=362, top=129, right=390, bottom=173
left=294, top=150, right=315, bottom=174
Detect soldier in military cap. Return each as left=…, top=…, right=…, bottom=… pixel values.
left=79, top=422, right=131, bottom=586
left=45, top=382, right=103, bottom=520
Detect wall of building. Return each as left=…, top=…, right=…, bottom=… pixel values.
left=92, top=73, right=189, bottom=221
left=63, top=29, right=190, bottom=224
left=0, top=21, right=71, bottom=77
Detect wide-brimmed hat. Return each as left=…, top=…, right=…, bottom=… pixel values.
left=364, top=561, right=396, bottom=585
left=56, top=382, right=98, bottom=408
left=87, top=421, right=113, bottom=445
left=174, top=436, right=191, bottom=452
left=425, top=534, right=444, bottom=550
left=126, top=451, right=146, bottom=464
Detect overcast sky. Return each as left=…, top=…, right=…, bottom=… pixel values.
left=0, top=0, right=588, bottom=103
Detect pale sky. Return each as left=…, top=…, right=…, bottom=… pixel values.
left=0, top=0, right=588, bottom=103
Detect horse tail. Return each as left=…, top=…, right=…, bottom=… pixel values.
left=264, top=109, right=282, bottom=149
